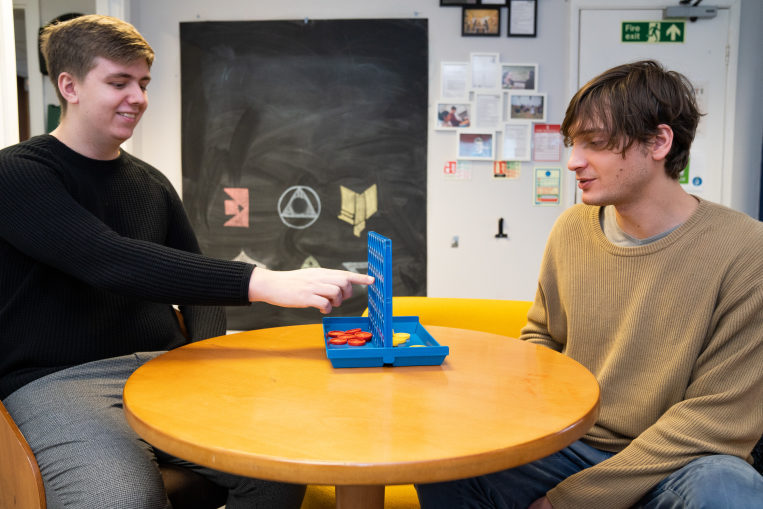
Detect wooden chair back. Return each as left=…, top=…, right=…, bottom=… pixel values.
left=0, top=310, right=225, bottom=509
left=0, top=398, right=46, bottom=509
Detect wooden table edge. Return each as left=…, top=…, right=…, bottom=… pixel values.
left=124, top=393, right=599, bottom=486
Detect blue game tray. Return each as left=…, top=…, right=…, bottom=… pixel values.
left=322, top=232, right=449, bottom=368
left=322, top=316, right=449, bottom=368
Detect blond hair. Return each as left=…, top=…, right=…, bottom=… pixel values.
left=40, top=14, right=154, bottom=113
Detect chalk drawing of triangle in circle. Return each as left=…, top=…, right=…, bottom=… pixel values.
left=278, top=185, right=321, bottom=230
left=281, top=187, right=319, bottom=218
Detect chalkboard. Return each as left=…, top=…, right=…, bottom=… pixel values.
left=180, top=19, right=428, bottom=330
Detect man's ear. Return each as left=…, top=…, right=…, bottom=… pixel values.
left=57, top=72, right=79, bottom=105
left=651, top=124, right=673, bottom=161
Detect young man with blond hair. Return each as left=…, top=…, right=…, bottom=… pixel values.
left=0, top=14, right=372, bottom=508
left=417, top=60, right=762, bottom=508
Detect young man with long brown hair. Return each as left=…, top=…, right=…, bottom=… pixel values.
left=417, top=60, right=762, bottom=509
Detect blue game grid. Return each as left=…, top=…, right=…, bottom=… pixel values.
left=321, top=231, right=449, bottom=368
left=367, top=232, right=393, bottom=348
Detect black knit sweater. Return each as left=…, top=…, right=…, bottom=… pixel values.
left=0, top=135, right=254, bottom=399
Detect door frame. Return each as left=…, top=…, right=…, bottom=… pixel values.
left=11, top=0, right=43, bottom=139
left=1, top=0, right=19, bottom=147
left=566, top=0, right=741, bottom=207
left=6, top=0, right=129, bottom=142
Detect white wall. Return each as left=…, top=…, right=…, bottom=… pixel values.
left=1, top=0, right=20, bottom=147
left=730, top=0, right=763, bottom=216
left=39, top=0, right=95, bottom=121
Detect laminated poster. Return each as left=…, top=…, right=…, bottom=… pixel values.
left=534, top=167, right=561, bottom=206
left=493, top=161, right=521, bottom=179
left=533, top=124, right=562, bottom=162
left=443, top=160, right=472, bottom=180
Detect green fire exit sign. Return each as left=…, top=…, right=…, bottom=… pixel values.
left=622, top=21, right=685, bottom=43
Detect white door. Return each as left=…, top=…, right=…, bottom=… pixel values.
left=577, top=7, right=732, bottom=204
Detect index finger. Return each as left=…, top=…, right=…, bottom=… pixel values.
left=346, top=273, right=374, bottom=286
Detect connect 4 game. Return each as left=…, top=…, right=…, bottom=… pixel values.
left=322, top=232, right=449, bottom=368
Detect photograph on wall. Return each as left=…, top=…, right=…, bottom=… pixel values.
left=470, top=52, right=501, bottom=89
left=435, top=102, right=472, bottom=129
left=440, top=61, right=469, bottom=100
left=462, top=7, right=501, bottom=37
left=457, top=131, right=496, bottom=160
left=180, top=19, right=429, bottom=330
left=507, top=92, right=547, bottom=122
left=501, top=63, right=537, bottom=91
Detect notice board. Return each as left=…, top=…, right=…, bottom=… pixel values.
left=180, top=19, right=428, bottom=330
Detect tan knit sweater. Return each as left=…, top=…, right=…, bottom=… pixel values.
left=521, top=198, right=763, bottom=509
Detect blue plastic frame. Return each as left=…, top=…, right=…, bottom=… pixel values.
left=367, top=232, right=393, bottom=348
left=322, top=232, right=449, bottom=368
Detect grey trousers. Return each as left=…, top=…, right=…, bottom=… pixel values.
left=3, top=351, right=306, bottom=509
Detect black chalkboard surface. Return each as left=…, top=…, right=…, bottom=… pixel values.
left=180, top=19, right=428, bottom=330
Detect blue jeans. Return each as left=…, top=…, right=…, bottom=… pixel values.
left=3, top=351, right=306, bottom=509
left=415, top=440, right=763, bottom=509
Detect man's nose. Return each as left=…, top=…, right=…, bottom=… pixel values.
left=127, top=83, right=147, bottom=105
left=567, top=145, right=586, bottom=172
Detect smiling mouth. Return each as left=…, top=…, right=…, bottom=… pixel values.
left=117, top=112, right=137, bottom=119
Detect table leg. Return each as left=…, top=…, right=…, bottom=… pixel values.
left=335, top=485, right=385, bottom=509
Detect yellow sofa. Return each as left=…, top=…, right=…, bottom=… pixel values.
left=368, top=296, right=533, bottom=338
left=301, top=296, right=533, bottom=508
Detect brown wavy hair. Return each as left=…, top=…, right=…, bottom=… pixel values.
left=561, top=60, right=701, bottom=179
left=40, top=14, right=154, bottom=113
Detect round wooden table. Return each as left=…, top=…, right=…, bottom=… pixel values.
left=123, top=324, right=599, bottom=508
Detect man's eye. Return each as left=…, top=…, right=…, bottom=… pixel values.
left=110, top=82, right=126, bottom=89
